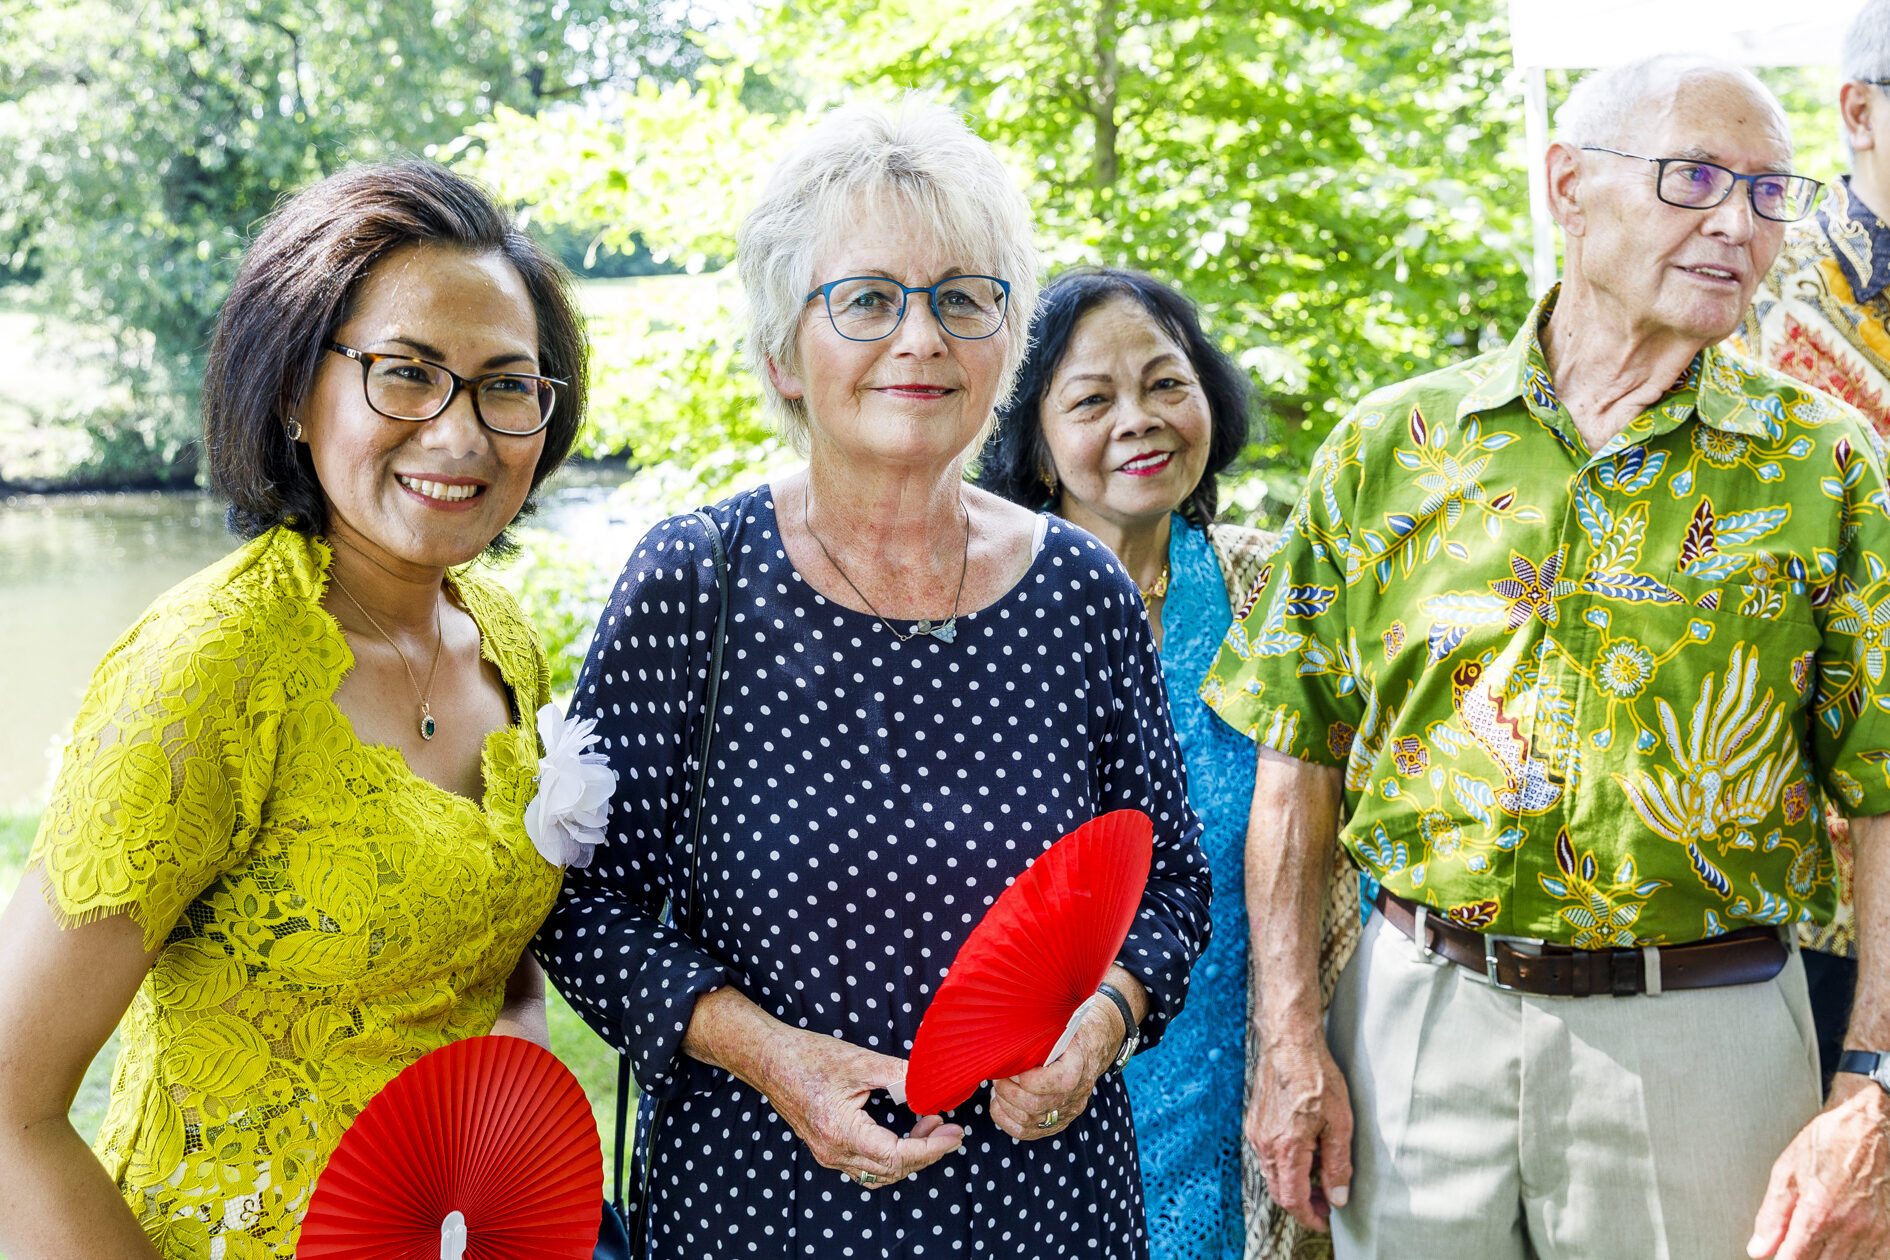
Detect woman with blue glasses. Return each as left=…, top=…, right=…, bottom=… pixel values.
left=534, top=99, right=1213, bottom=1259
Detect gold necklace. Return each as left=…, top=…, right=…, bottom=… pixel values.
left=329, top=572, right=445, bottom=740
left=1138, top=564, right=1170, bottom=606
left=804, top=491, right=970, bottom=644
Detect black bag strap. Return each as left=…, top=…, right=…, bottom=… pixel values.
left=613, top=507, right=729, bottom=1246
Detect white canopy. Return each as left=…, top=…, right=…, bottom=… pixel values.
left=1508, top=0, right=1859, bottom=294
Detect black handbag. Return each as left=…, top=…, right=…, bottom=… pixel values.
left=595, top=508, right=729, bottom=1260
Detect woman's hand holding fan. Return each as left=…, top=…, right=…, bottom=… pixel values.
left=986, top=976, right=1143, bottom=1139
left=898, top=810, right=1154, bottom=1134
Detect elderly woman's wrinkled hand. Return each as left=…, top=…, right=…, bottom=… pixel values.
left=759, top=1025, right=964, bottom=1190
left=988, top=995, right=1119, bottom=1140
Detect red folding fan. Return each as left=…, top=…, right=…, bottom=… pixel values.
left=297, top=1035, right=603, bottom=1260
left=899, top=809, right=1154, bottom=1116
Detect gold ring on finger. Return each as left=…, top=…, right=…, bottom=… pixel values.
left=1036, top=1108, right=1061, bottom=1130
left=854, top=1169, right=878, bottom=1186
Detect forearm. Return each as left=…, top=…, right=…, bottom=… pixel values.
left=489, top=951, right=549, bottom=1047
left=489, top=996, right=549, bottom=1046
left=0, top=1118, right=161, bottom=1258
left=0, top=889, right=160, bottom=1257
left=1246, top=746, right=1344, bottom=1048
left=1847, top=812, right=1890, bottom=1051
left=681, top=985, right=790, bottom=1093
left=1102, top=964, right=1149, bottom=1027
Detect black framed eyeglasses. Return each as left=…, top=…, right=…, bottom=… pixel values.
left=803, top=275, right=1011, bottom=342
left=1580, top=146, right=1823, bottom=222
left=326, top=343, right=563, bottom=436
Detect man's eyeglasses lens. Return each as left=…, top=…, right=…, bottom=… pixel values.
left=1656, top=160, right=1821, bottom=222
left=364, top=358, right=556, bottom=434
left=817, top=277, right=1009, bottom=342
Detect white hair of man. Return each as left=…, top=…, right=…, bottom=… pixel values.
left=1844, top=0, right=1890, bottom=156
left=736, top=97, right=1041, bottom=455
left=1845, top=0, right=1890, bottom=84
left=1553, top=53, right=1791, bottom=154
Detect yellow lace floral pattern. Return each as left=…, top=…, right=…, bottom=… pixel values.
left=29, top=527, right=560, bottom=1258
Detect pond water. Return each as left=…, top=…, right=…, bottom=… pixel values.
left=0, top=468, right=658, bottom=810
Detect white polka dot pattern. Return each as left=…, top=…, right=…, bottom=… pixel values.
left=534, top=486, right=1212, bottom=1259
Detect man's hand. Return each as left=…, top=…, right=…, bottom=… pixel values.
left=1748, top=1074, right=1890, bottom=1259
left=1248, top=1026, right=1353, bottom=1232
left=1244, top=745, right=1350, bottom=1232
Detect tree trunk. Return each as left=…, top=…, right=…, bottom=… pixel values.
left=1091, top=0, right=1119, bottom=188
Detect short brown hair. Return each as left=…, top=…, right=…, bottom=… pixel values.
left=204, top=160, right=589, bottom=550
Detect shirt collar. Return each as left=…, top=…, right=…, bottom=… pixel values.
left=1818, top=176, right=1890, bottom=303
left=1454, top=285, right=1783, bottom=442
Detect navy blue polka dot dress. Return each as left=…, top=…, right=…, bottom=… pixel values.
left=535, top=485, right=1213, bottom=1260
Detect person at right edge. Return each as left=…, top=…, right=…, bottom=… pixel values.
left=1732, top=0, right=1890, bottom=1093
left=1204, top=54, right=1890, bottom=1260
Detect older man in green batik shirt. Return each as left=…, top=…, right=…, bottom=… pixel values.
left=1208, top=55, right=1890, bottom=1260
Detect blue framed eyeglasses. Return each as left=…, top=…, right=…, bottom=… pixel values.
left=804, top=275, right=1012, bottom=342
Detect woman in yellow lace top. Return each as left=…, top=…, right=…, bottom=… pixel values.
left=0, top=162, right=590, bottom=1258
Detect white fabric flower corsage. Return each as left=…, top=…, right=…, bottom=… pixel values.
left=524, top=703, right=616, bottom=869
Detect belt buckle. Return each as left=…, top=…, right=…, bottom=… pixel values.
left=1483, top=935, right=1515, bottom=990
left=1480, top=933, right=1544, bottom=990
left=1412, top=905, right=1450, bottom=966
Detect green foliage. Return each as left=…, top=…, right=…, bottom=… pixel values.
left=548, top=986, right=632, bottom=1183
left=0, top=0, right=703, bottom=484
left=0, top=808, right=39, bottom=902
left=489, top=527, right=616, bottom=700
left=777, top=0, right=1534, bottom=488
left=466, top=0, right=1536, bottom=515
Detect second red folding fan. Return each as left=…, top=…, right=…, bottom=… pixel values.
left=296, top=1034, right=603, bottom=1260
left=901, top=808, right=1153, bottom=1115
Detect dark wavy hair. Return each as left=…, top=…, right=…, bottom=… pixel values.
left=204, top=160, right=589, bottom=553
left=976, top=267, right=1251, bottom=527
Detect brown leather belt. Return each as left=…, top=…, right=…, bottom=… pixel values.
left=1372, top=888, right=1788, bottom=997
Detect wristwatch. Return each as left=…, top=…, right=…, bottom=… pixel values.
left=1097, top=982, right=1140, bottom=1071
left=1837, top=1049, right=1890, bottom=1092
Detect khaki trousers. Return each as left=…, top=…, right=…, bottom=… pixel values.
left=1325, top=910, right=1821, bottom=1260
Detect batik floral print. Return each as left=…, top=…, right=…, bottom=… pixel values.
left=1203, top=288, right=1890, bottom=945
left=1731, top=176, right=1890, bottom=958
left=1736, top=176, right=1890, bottom=436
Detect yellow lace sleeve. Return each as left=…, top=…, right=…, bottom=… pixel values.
left=30, top=586, right=278, bottom=952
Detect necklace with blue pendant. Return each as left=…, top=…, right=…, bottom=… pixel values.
left=803, top=490, right=969, bottom=646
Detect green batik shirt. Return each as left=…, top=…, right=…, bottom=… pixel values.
left=1203, top=289, right=1890, bottom=946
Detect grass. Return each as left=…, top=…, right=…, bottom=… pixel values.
left=0, top=808, right=632, bottom=1234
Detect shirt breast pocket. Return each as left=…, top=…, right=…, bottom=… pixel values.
left=1662, top=568, right=1817, bottom=631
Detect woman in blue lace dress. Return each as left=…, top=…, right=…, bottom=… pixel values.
left=979, top=269, right=1358, bottom=1260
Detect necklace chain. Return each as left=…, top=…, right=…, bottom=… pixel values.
left=1138, top=563, right=1170, bottom=605
left=803, top=490, right=970, bottom=644
left=329, top=571, right=445, bottom=740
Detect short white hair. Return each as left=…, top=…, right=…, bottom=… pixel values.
left=736, top=97, right=1041, bottom=455
left=1554, top=54, right=1790, bottom=152
left=1845, top=0, right=1890, bottom=82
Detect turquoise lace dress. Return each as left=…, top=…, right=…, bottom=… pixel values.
left=1125, top=516, right=1263, bottom=1260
